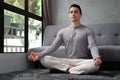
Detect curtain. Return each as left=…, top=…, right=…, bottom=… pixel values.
left=43, top=0, right=52, bottom=29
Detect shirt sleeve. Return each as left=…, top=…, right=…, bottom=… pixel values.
left=87, top=28, right=100, bottom=59
left=38, top=29, right=63, bottom=58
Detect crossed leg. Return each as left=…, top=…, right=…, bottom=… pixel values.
left=40, top=56, right=100, bottom=74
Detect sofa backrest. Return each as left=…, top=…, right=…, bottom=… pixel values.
left=43, top=23, right=120, bottom=46
left=88, top=23, right=120, bottom=45
left=43, top=25, right=66, bottom=46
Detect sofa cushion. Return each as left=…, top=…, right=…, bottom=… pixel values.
left=98, top=45, right=120, bottom=62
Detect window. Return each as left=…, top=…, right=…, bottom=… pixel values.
left=28, top=18, right=42, bottom=48
left=29, top=0, right=42, bottom=16
left=4, top=0, right=24, bottom=9
left=4, top=10, right=25, bottom=52
left=0, top=0, right=42, bottom=53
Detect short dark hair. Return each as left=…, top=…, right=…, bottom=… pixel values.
left=69, top=4, right=82, bottom=14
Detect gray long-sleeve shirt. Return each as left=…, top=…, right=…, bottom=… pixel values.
left=39, top=25, right=100, bottom=59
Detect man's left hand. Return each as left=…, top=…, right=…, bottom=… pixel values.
left=94, top=56, right=102, bottom=66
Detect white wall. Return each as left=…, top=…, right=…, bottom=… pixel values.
left=51, top=0, right=120, bottom=25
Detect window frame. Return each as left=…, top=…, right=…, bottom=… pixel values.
left=0, top=0, right=43, bottom=53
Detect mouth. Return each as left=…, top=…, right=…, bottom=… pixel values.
left=71, top=17, right=75, bottom=18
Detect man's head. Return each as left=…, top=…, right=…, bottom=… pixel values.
left=69, top=4, right=82, bottom=15
left=69, top=4, right=82, bottom=22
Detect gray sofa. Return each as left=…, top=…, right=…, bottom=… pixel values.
left=28, top=23, right=120, bottom=69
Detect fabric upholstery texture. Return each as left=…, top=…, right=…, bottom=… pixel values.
left=88, top=23, right=120, bottom=45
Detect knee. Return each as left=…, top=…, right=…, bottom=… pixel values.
left=40, top=56, right=54, bottom=68
left=41, top=56, right=53, bottom=61
left=87, top=60, right=100, bottom=71
left=92, top=65, right=100, bottom=71
left=40, top=56, right=53, bottom=65
left=88, top=63, right=100, bottom=73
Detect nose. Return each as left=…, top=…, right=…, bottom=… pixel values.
left=72, top=12, right=75, bottom=17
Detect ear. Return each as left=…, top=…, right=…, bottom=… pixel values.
left=80, top=13, right=82, bottom=17
left=79, top=14, right=82, bottom=18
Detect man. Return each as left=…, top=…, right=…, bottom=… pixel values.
left=28, top=4, right=102, bottom=74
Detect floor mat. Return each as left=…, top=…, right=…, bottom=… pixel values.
left=0, top=69, right=120, bottom=80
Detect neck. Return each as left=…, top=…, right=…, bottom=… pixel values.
left=71, top=21, right=81, bottom=28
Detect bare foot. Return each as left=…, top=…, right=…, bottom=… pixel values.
left=66, top=65, right=74, bottom=73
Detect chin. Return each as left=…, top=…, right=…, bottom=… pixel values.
left=71, top=19, right=75, bottom=21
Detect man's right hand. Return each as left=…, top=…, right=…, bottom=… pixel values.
left=28, top=52, right=39, bottom=61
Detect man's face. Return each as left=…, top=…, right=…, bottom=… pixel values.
left=69, top=7, right=82, bottom=22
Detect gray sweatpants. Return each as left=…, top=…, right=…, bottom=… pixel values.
left=40, top=56, right=100, bottom=74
